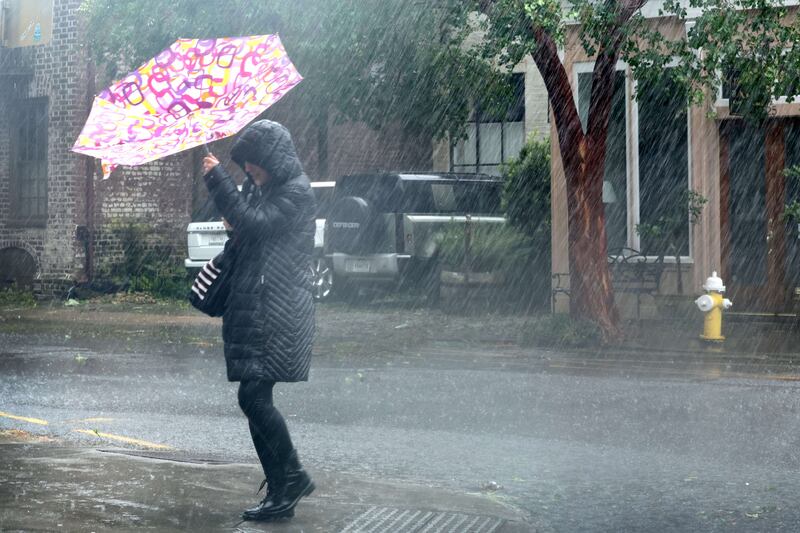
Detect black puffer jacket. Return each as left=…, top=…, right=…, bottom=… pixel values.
left=204, top=120, right=316, bottom=382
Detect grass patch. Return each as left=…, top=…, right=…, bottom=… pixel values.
left=520, top=314, right=602, bottom=348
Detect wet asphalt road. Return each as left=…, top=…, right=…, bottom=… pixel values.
left=2, top=304, right=800, bottom=532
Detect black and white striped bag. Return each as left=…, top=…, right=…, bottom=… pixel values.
left=188, top=253, right=231, bottom=317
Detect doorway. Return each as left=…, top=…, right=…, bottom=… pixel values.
left=721, top=119, right=797, bottom=311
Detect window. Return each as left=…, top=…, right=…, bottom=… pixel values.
left=577, top=68, right=628, bottom=252
left=575, top=65, right=691, bottom=258
left=10, top=98, right=48, bottom=226
left=312, top=185, right=335, bottom=218
left=452, top=73, right=525, bottom=176
left=637, top=74, right=690, bottom=256
left=719, top=52, right=800, bottom=109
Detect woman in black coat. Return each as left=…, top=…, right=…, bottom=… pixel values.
left=202, top=120, right=316, bottom=521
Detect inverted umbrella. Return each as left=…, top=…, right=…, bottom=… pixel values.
left=72, top=34, right=302, bottom=178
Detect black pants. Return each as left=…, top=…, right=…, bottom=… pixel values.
left=237, top=380, right=295, bottom=482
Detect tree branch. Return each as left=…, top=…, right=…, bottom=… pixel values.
left=585, top=49, right=616, bottom=146
left=586, top=0, right=644, bottom=142
left=528, top=26, right=585, bottom=175
left=618, top=0, right=647, bottom=21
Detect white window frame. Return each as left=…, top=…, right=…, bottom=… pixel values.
left=573, top=60, right=694, bottom=263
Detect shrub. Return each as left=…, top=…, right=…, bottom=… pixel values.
left=503, top=135, right=552, bottom=310
left=437, top=222, right=534, bottom=276
left=502, top=135, right=551, bottom=241
left=0, top=287, right=36, bottom=308
left=97, top=222, right=190, bottom=300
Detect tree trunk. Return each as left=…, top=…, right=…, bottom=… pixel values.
left=512, top=3, right=645, bottom=340
left=565, top=137, right=620, bottom=340
left=528, top=35, right=621, bottom=339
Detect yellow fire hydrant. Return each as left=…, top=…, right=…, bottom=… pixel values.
left=694, top=271, right=732, bottom=341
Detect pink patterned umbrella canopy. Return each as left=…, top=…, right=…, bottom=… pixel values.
left=72, top=34, right=302, bottom=178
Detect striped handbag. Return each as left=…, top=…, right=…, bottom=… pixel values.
left=188, top=251, right=232, bottom=317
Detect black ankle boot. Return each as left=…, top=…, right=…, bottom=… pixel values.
left=285, top=450, right=315, bottom=502
left=242, top=464, right=292, bottom=521
left=242, top=484, right=295, bottom=521
left=241, top=451, right=315, bottom=521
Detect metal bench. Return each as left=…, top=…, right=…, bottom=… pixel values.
left=551, top=247, right=664, bottom=318
left=608, top=247, right=664, bottom=318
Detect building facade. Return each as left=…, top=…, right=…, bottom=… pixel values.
left=551, top=6, right=800, bottom=315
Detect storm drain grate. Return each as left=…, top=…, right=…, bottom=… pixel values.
left=339, top=506, right=504, bottom=533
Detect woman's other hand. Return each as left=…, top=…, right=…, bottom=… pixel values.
left=203, top=153, right=220, bottom=174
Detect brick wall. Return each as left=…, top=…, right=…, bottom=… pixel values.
left=93, top=155, right=193, bottom=275
left=264, top=98, right=434, bottom=181
left=326, top=120, right=433, bottom=178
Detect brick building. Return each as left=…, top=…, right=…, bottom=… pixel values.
left=0, top=0, right=194, bottom=295
left=0, top=0, right=92, bottom=294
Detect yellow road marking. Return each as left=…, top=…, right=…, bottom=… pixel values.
left=73, top=429, right=172, bottom=450
left=0, top=411, right=48, bottom=426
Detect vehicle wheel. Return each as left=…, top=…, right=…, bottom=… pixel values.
left=310, top=257, right=333, bottom=301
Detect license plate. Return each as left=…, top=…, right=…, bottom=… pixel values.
left=208, top=237, right=226, bottom=246
left=346, top=260, right=371, bottom=273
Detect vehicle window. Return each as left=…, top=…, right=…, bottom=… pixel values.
left=453, top=182, right=502, bottom=215
left=431, top=184, right=457, bottom=211
left=336, top=176, right=402, bottom=212
left=335, top=175, right=502, bottom=215
left=406, top=181, right=502, bottom=215
left=401, top=182, right=435, bottom=213
left=313, top=187, right=335, bottom=218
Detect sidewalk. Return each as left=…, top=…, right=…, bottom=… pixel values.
left=0, top=437, right=531, bottom=532
left=4, top=299, right=800, bottom=355
left=617, top=315, right=800, bottom=358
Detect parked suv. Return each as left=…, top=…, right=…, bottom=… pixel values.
left=185, top=181, right=336, bottom=301
left=325, top=172, right=504, bottom=299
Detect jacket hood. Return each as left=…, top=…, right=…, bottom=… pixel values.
left=230, top=120, right=304, bottom=186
